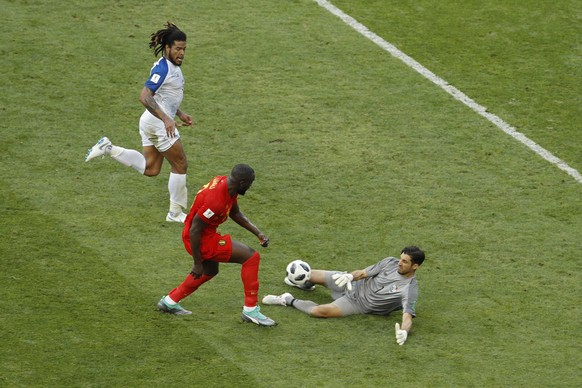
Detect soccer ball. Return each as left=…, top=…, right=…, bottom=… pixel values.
left=286, top=259, right=311, bottom=285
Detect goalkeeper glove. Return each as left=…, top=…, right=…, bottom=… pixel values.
left=332, top=273, right=354, bottom=290
left=395, top=323, right=408, bottom=345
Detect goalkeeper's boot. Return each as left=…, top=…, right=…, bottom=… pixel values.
left=241, top=306, right=276, bottom=327
left=85, top=136, right=112, bottom=162
left=157, top=296, right=192, bottom=315
left=166, top=211, right=187, bottom=223
left=284, top=277, right=315, bottom=291
left=262, top=292, right=293, bottom=306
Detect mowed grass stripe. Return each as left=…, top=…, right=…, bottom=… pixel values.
left=315, top=0, right=582, bottom=184
left=1, top=0, right=581, bottom=386
left=0, top=184, right=262, bottom=386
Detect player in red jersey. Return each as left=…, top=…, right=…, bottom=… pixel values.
left=157, top=164, right=276, bottom=326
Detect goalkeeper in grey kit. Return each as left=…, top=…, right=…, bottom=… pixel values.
left=262, top=246, right=425, bottom=346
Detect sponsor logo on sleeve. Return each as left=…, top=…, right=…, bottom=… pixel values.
left=203, top=208, right=215, bottom=219
left=151, top=74, right=160, bottom=83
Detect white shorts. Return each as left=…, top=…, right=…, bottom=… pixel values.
left=139, top=116, right=181, bottom=153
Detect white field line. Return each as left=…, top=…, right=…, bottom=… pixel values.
left=315, top=0, right=582, bottom=184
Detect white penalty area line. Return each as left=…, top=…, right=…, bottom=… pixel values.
left=315, top=0, right=582, bottom=184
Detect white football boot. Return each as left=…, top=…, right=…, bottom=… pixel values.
left=85, top=137, right=112, bottom=162
left=262, top=292, right=293, bottom=306
left=166, top=211, right=187, bottom=223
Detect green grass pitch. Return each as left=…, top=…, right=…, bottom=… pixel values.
left=1, top=0, right=580, bottom=386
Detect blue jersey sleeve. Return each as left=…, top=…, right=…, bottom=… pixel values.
left=144, top=58, right=169, bottom=93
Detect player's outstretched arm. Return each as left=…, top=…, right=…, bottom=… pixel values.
left=331, top=269, right=367, bottom=291
left=395, top=313, right=413, bottom=345
left=351, top=269, right=367, bottom=281
left=229, top=203, right=269, bottom=247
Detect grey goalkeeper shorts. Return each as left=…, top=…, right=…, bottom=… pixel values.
left=324, top=271, right=365, bottom=316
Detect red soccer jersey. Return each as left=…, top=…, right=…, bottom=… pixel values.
left=182, top=175, right=238, bottom=244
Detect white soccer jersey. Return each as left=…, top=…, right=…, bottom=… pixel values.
left=141, top=57, right=184, bottom=123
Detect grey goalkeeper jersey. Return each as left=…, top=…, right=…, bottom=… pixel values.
left=346, top=257, right=418, bottom=316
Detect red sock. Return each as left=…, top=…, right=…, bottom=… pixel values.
left=241, top=252, right=260, bottom=307
left=168, top=273, right=214, bottom=303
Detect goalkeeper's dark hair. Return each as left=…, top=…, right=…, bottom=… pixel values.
left=149, top=22, right=186, bottom=57
left=401, top=246, right=425, bottom=266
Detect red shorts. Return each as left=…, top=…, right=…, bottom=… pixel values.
left=184, top=232, right=232, bottom=262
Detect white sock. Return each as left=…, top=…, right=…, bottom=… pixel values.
left=243, top=306, right=257, bottom=312
left=110, top=146, right=146, bottom=174
left=164, top=295, right=177, bottom=306
left=168, top=172, right=188, bottom=212
left=169, top=204, right=182, bottom=215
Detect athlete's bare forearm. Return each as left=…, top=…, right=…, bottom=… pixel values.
left=349, top=269, right=367, bottom=281
left=401, top=312, right=413, bottom=332
left=139, top=87, right=172, bottom=122
left=231, top=211, right=260, bottom=236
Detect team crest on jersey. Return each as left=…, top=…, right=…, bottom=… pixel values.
left=203, top=208, right=215, bottom=219
left=389, top=285, right=399, bottom=293
left=218, top=240, right=226, bottom=246
left=151, top=74, right=160, bottom=84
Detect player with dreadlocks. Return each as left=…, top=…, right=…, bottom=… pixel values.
left=85, top=22, right=194, bottom=223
